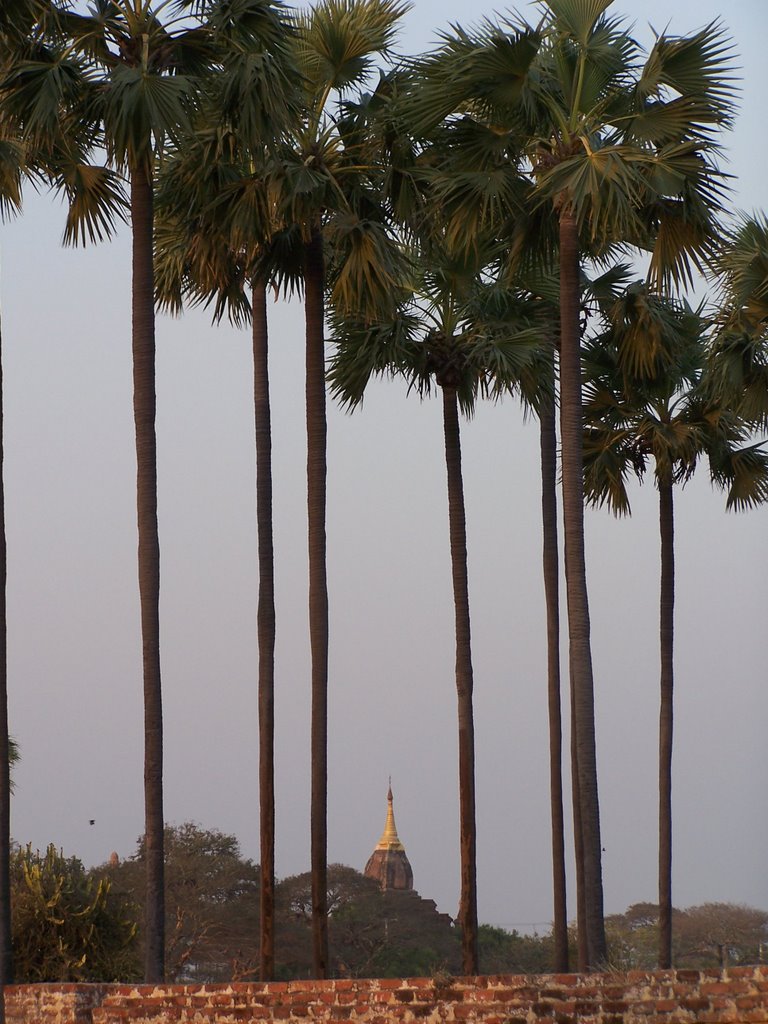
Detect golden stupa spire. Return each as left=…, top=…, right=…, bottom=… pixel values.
left=375, top=779, right=405, bottom=851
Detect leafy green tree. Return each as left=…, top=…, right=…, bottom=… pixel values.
left=477, top=924, right=558, bottom=976
left=103, top=823, right=261, bottom=982
left=605, top=901, right=768, bottom=970
left=275, top=864, right=461, bottom=979
left=583, top=284, right=768, bottom=968
left=12, top=844, right=139, bottom=982
left=676, top=903, right=768, bottom=967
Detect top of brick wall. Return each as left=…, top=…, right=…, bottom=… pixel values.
left=6, top=966, right=768, bottom=1024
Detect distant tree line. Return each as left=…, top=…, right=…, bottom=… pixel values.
left=10, top=824, right=768, bottom=983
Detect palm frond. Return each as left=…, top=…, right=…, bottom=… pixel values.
left=709, top=441, right=768, bottom=512
left=0, top=53, right=88, bottom=143
left=406, top=22, right=540, bottom=134
left=58, top=160, right=128, bottom=244
left=328, top=309, right=422, bottom=408
left=104, top=64, right=196, bottom=169
left=714, top=213, right=768, bottom=325
left=705, top=326, right=768, bottom=429
left=326, top=210, right=408, bottom=319
left=583, top=424, right=639, bottom=516
left=541, top=0, right=615, bottom=48
left=0, top=135, right=24, bottom=218
left=297, top=0, right=408, bottom=100
left=643, top=22, right=738, bottom=130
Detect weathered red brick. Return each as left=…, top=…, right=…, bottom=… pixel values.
left=680, top=998, right=711, bottom=1012
left=737, top=996, right=763, bottom=1009
left=676, top=971, right=701, bottom=983
left=451, top=1005, right=476, bottom=1020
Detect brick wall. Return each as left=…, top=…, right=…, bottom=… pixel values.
left=6, top=966, right=768, bottom=1024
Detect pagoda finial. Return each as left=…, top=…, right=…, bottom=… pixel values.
left=364, top=781, right=413, bottom=891
left=376, top=781, right=404, bottom=851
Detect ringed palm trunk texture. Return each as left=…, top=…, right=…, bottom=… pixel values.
left=558, top=208, right=606, bottom=969
left=571, top=692, right=588, bottom=971
left=0, top=308, right=11, bottom=1004
left=304, top=225, right=329, bottom=979
left=539, top=389, right=569, bottom=973
left=441, top=385, right=479, bottom=976
left=253, top=280, right=276, bottom=980
left=131, top=164, right=165, bottom=983
left=658, top=476, right=674, bottom=969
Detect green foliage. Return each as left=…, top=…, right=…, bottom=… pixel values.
left=274, top=864, right=462, bottom=979
left=328, top=232, right=550, bottom=418
left=12, top=843, right=139, bottom=982
left=477, top=923, right=557, bottom=975
left=605, top=902, right=768, bottom=970
left=14, top=820, right=768, bottom=980
left=8, top=735, right=18, bottom=792
left=582, top=282, right=768, bottom=516
left=706, top=214, right=768, bottom=430
left=103, top=822, right=261, bottom=982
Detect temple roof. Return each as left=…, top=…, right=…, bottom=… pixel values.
left=364, top=784, right=413, bottom=891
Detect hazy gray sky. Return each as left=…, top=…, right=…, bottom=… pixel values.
left=1, top=0, right=766, bottom=936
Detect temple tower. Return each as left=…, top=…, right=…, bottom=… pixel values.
left=364, top=785, right=414, bottom=891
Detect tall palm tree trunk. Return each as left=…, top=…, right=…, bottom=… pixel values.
left=0, top=303, right=11, bottom=1006
left=558, top=208, right=606, bottom=969
left=441, top=385, right=478, bottom=975
left=658, top=476, right=674, bottom=969
left=304, top=225, right=329, bottom=978
left=571, top=706, right=588, bottom=971
left=540, top=387, right=568, bottom=972
left=131, top=164, right=165, bottom=983
left=253, top=279, right=276, bottom=980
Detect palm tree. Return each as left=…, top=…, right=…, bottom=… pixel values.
left=154, top=126, right=287, bottom=978
left=2, top=0, right=296, bottom=981
left=329, top=235, right=545, bottom=974
left=414, top=0, right=738, bottom=966
left=152, top=7, right=302, bottom=974
left=262, top=0, right=408, bottom=975
left=157, top=4, right=405, bottom=973
left=1, top=4, right=128, bottom=991
left=538, top=371, right=571, bottom=972
left=494, top=263, right=571, bottom=971
left=0, top=120, right=20, bottom=1000
left=531, top=261, right=630, bottom=972
left=0, top=21, right=25, bottom=984
left=582, top=284, right=768, bottom=969
left=400, top=42, right=579, bottom=968
left=526, top=1, right=739, bottom=965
